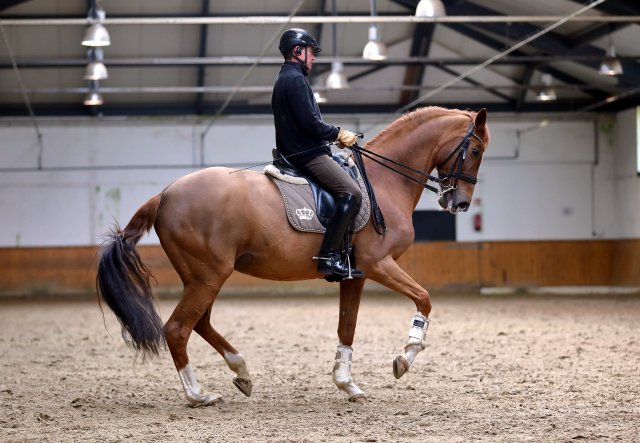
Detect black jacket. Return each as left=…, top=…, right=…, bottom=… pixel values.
left=271, top=62, right=340, bottom=167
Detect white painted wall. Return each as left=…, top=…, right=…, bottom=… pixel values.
left=612, top=108, right=640, bottom=238
left=0, top=111, right=630, bottom=247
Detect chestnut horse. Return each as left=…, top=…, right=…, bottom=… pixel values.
left=96, top=106, right=488, bottom=406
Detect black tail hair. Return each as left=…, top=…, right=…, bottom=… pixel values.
left=96, top=194, right=166, bottom=359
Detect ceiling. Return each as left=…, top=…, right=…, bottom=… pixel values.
left=0, top=0, right=639, bottom=117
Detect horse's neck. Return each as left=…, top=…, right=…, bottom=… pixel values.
left=366, top=113, right=445, bottom=212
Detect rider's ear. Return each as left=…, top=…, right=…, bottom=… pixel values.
left=475, top=108, right=487, bottom=130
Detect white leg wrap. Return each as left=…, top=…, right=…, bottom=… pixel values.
left=332, top=345, right=365, bottom=399
left=178, top=362, right=223, bottom=406
left=403, top=313, right=431, bottom=366
left=224, top=351, right=251, bottom=379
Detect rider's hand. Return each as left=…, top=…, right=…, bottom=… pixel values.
left=335, top=128, right=358, bottom=149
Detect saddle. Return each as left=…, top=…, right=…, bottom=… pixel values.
left=264, top=149, right=370, bottom=234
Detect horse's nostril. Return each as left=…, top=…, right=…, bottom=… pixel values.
left=458, top=202, right=469, bottom=211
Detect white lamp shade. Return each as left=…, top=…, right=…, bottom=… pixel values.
left=326, top=71, right=349, bottom=89
left=599, top=58, right=623, bottom=75
left=82, top=24, right=111, bottom=46
left=415, top=0, right=446, bottom=17
left=84, top=62, right=108, bottom=80
left=83, top=91, right=103, bottom=105
left=363, top=40, right=387, bottom=60
left=536, top=88, right=557, bottom=101
left=326, top=62, right=349, bottom=89
left=313, top=91, right=327, bottom=103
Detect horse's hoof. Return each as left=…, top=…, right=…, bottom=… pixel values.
left=233, top=377, right=252, bottom=397
left=393, top=355, right=409, bottom=379
left=206, top=397, right=228, bottom=408
left=348, top=394, right=367, bottom=403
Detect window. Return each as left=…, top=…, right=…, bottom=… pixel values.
left=412, top=211, right=456, bottom=242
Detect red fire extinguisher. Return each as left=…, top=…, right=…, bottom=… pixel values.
left=474, top=213, right=482, bottom=232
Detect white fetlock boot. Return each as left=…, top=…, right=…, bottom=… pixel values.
left=332, top=344, right=366, bottom=402
left=393, top=313, right=431, bottom=379
left=178, top=362, right=227, bottom=407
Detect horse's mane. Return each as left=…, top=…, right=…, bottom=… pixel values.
left=366, top=106, right=477, bottom=149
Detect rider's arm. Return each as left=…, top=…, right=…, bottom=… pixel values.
left=288, top=76, right=339, bottom=141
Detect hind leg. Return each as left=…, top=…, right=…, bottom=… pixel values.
left=193, top=307, right=253, bottom=397
left=165, top=282, right=229, bottom=407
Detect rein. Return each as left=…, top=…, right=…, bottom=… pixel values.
left=350, top=121, right=484, bottom=236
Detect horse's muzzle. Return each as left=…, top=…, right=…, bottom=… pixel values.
left=438, top=190, right=470, bottom=214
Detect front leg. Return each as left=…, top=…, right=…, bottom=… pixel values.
left=333, top=278, right=366, bottom=402
left=368, top=256, right=432, bottom=378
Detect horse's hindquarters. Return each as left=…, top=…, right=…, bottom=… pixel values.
left=154, top=167, right=324, bottom=283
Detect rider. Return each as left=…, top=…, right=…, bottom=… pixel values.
left=272, top=28, right=364, bottom=279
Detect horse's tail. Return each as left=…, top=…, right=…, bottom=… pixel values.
left=96, top=193, right=166, bottom=359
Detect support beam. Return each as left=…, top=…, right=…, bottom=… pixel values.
left=1, top=14, right=639, bottom=25
left=444, top=23, right=609, bottom=101
left=0, top=0, right=32, bottom=12
left=514, top=64, right=535, bottom=112
left=434, top=64, right=515, bottom=104
left=570, top=22, right=629, bottom=49
left=308, top=0, right=327, bottom=89
left=3, top=54, right=638, bottom=69
left=194, top=0, right=209, bottom=114
left=401, top=23, right=434, bottom=104
left=0, top=100, right=598, bottom=118
left=566, top=0, right=640, bottom=48
left=445, top=2, right=640, bottom=87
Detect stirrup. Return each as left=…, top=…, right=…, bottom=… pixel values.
left=313, top=253, right=364, bottom=279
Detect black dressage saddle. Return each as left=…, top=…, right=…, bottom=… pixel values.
left=271, top=149, right=360, bottom=228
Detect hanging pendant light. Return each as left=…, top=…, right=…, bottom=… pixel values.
left=83, top=91, right=104, bottom=106
left=313, top=91, right=327, bottom=103
left=363, top=26, right=387, bottom=61
left=599, top=45, right=623, bottom=76
left=84, top=80, right=103, bottom=105
left=82, top=1, right=110, bottom=46
left=84, top=48, right=108, bottom=80
left=82, top=23, right=111, bottom=46
left=363, top=0, right=387, bottom=61
left=536, top=73, right=557, bottom=101
left=327, top=62, right=349, bottom=89
left=415, top=0, right=446, bottom=17
left=327, top=0, right=349, bottom=89
left=84, top=61, right=108, bottom=80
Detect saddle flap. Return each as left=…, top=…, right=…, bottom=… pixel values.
left=265, top=151, right=370, bottom=234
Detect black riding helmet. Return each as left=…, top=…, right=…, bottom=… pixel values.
left=279, top=28, right=322, bottom=55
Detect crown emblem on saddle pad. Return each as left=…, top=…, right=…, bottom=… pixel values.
left=296, top=207, right=314, bottom=220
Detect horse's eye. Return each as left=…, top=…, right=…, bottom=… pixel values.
left=472, top=148, right=480, bottom=158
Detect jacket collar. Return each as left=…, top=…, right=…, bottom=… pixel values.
left=282, top=60, right=308, bottom=77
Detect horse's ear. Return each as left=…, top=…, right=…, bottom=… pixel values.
left=475, top=108, right=487, bottom=129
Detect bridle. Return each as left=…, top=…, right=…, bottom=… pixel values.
left=350, top=121, right=484, bottom=195
left=349, top=120, right=485, bottom=235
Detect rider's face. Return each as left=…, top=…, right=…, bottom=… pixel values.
left=296, top=46, right=315, bottom=71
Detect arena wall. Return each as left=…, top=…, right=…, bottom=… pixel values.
left=0, top=110, right=638, bottom=293
left=1, top=240, right=638, bottom=295
left=0, top=112, right=628, bottom=245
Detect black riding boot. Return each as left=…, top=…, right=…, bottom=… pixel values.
left=316, top=194, right=365, bottom=279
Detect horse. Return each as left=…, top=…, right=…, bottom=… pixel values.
left=96, top=106, right=489, bottom=406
